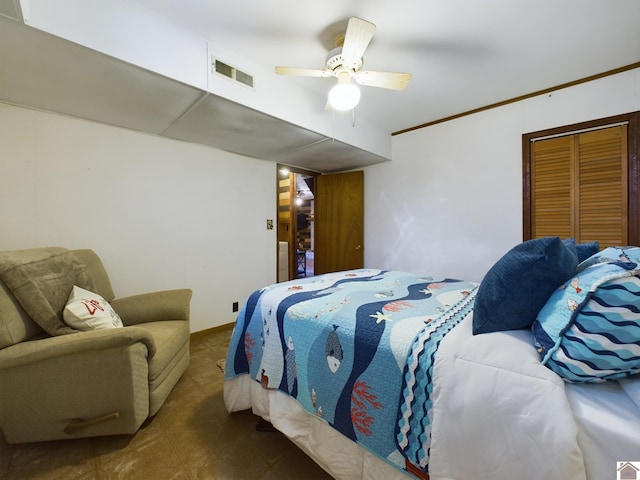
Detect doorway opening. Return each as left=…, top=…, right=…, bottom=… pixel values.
left=277, top=165, right=317, bottom=281
left=294, top=174, right=315, bottom=278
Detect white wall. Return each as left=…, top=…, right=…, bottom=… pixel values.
left=0, top=102, right=277, bottom=332
left=3, top=68, right=638, bottom=332
left=364, top=67, right=640, bottom=283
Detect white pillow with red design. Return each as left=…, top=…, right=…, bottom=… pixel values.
left=63, top=285, right=123, bottom=330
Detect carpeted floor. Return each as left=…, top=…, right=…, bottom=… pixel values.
left=0, top=326, right=333, bottom=480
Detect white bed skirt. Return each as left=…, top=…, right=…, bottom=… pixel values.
left=224, top=374, right=411, bottom=480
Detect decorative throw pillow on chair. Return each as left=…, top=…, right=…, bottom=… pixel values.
left=63, top=285, right=123, bottom=330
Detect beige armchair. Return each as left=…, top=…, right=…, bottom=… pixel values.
left=0, top=247, right=192, bottom=443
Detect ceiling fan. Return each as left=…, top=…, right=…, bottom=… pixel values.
left=275, top=17, right=412, bottom=111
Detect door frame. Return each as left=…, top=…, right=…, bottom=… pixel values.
left=276, top=164, right=318, bottom=281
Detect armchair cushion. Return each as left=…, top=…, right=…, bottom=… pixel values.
left=0, top=248, right=95, bottom=336
left=63, top=285, right=123, bottom=331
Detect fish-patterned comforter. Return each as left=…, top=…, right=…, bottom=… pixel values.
left=224, top=269, right=477, bottom=477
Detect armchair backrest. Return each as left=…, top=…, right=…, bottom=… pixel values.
left=71, top=249, right=115, bottom=302
left=0, top=248, right=115, bottom=349
left=0, top=276, right=42, bottom=348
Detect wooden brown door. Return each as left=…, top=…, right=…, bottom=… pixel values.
left=530, top=135, right=574, bottom=240
left=576, top=126, right=628, bottom=245
left=530, top=125, right=628, bottom=248
left=524, top=111, right=640, bottom=248
left=314, top=171, right=364, bottom=274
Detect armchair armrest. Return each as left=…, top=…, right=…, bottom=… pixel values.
left=110, top=289, right=192, bottom=326
left=0, top=326, right=156, bottom=369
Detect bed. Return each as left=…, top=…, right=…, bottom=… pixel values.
left=223, top=239, right=640, bottom=480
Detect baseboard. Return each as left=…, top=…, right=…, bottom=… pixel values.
left=190, top=322, right=234, bottom=340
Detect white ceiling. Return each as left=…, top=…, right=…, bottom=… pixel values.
left=130, top=0, right=640, bottom=133
left=0, top=1, right=638, bottom=172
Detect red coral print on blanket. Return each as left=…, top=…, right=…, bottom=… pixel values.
left=383, top=300, right=415, bottom=312
left=244, top=332, right=256, bottom=366
left=351, top=380, right=382, bottom=436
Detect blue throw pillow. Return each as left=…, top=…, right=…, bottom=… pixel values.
left=472, top=237, right=578, bottom=334
left=563, top=238, right=599, bottom=263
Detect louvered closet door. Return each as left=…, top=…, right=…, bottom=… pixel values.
left=531, top=125, right=628, bottom=248
left=531, top=136, right=573, bottom=239
left=576, top=126, right=628, bottom=247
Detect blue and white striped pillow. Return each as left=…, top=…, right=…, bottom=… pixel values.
left=533, top=252, right=640, bottom=383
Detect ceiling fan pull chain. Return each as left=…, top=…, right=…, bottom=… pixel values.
left=331, top=107, right=334, bottom=139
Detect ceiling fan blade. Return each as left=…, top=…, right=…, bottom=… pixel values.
left=341, top=17, right=376, bottom=69
left=354, top=70, right=412, bottom=90
left=275, top=66, right=333, bottom=78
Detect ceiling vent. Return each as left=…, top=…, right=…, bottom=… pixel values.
left=212, top=58, right=254, bottom=89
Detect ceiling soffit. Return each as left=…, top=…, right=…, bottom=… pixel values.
left=0, top=17, right=388, bottom=173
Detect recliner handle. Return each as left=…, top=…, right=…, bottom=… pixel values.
left=64, top=412, right=120, bottom=434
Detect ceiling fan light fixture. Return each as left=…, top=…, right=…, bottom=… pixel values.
left=328, top=81, right=361, bottom=111
left=275, top=17, right=410, bottom=112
